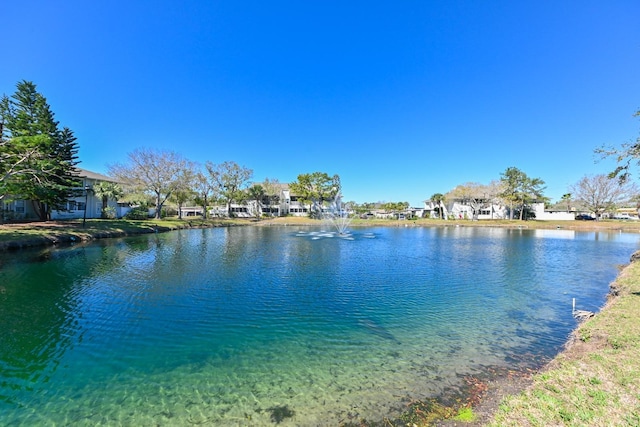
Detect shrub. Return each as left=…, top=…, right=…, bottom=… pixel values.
left=102, top=206, right=117, bottom=219
left=124, top=206, right=150, bottom=220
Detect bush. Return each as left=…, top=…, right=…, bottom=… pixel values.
left=124, top=206, right=150, bottom=220
left=102, top=206, right=117, bottom=219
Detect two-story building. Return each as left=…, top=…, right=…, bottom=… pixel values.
left=2, top=168, right=122, bottom=221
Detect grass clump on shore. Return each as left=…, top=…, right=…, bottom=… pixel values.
left=487, top=254, right=640, bottom=426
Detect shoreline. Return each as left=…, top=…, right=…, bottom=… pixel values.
left=2, top=217, right=639, bottom=253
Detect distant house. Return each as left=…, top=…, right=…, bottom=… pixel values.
left=2, top=168, right=124, bottom=221
left=423, top=198, right=508, bottom=220
left=196, top=184, right=339, bottom=218
left=530, top=203, right=575, bottom=220
left=422, top=198, right=575, bottom=221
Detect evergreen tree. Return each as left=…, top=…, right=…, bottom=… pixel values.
left=0, top=80, right=80, bottom=220
left=289, top=172, right=341, bottom=218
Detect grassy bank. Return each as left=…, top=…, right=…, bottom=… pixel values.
left=484, top=254, right=640, bottom=426
left=2, top=216, right=640, bottom=252
left=261, top=216, right=640, bottom=232
left=0, top=217, right=247, bottom=251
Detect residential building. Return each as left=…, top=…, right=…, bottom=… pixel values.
left=1, top=168, right=123, bottom=221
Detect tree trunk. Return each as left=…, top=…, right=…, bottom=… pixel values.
left=155, top=192, right=162, bottom=219
left=102, top=196, right=108, bottom=218
left=32, top=200, right=48, bottom=221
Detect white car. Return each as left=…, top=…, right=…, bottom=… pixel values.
left=612, top=213, right=639, bottom=220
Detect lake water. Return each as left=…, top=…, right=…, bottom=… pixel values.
left=0, top=225, right=637, bottom=425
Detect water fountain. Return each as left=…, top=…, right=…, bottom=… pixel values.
left=323, top=195, right=354, bottom=236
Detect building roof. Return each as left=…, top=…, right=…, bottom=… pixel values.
left=75, top=168, right=118, bottom=183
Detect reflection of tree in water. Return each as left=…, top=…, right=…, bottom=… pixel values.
left=0, top=246, right=111, bottom=404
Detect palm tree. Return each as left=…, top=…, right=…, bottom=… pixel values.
left=430, top=193, right=447, bottom=220
left=247, top=184, right=266, bottom=218
left=93, top=181, right=123, bottom=218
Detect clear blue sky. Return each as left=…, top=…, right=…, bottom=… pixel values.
left=2, top=1, right=639, bottom=206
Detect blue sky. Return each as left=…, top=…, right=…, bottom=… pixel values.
left=2, top=1, right=639, bottom=206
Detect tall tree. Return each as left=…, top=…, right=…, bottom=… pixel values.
left=205, top=161, right=253, bottom=217
left=261, top=177, right=282, bottom=216
left=0, top=81, right=80, bottom=220
left=170, top=163, right=196, bottom=219
left=108, top=148, right=188, bottom=219
left=570, top=174, right=636, bottom=219
left=289, top=172, right=341, bottom=218
left=560, top=193, right=573, bottom=213
left=193, top=171, right=216, bottom=219
left=499, top=167, right=546, bottom=220
left=596, top=109, right=640, bottom=183
left=246, top=184, right=266, bottom=218
left=429, top=193, right=447, bottom=220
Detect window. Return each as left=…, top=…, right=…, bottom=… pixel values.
left=14, top=200, right=25, bottom=213
left=77, top=202, right=86, bottom=211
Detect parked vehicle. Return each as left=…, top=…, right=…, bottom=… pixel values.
left=575, top=214, right=595, bottom=221
left=612, top=213, right=639, bottom=220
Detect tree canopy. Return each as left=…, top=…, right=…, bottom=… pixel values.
left=0, top=80, right=80, bottom=220
left=289, top=172, right=341, bottom=218
left=499, top=167, right=546, bottom=220
left=205, top=161, right=253, bottom=217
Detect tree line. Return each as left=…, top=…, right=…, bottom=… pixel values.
left=2, top=80, right=639, bottom=221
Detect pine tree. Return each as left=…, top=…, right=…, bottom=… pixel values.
left=0, top=81, right=80, bottom=220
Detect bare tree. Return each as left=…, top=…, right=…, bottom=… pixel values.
left=570, top=174, right=637, bottom=219
left=171, top=162, right=196, bottom=219
left=205, top=161, right=253, bottom=217
left=446, top=182, right=490, bottom=220
left=193, top=171, right=217, bottom=219
left=108, top=148, right=189, bottom=219
left=596, top=109, right=640, bottom=183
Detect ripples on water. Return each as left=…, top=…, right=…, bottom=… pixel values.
left=0, top=226, right=637, bottom=425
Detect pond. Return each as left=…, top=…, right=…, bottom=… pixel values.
left=0, top=226, right=637, bottom=425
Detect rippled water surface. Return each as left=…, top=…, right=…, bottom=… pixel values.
left=0, top=226, right=637, bottom=425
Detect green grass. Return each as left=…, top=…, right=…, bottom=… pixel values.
left=487, top=254, right=640, bottom=426
left=0, top=217, right=247, bottom=249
